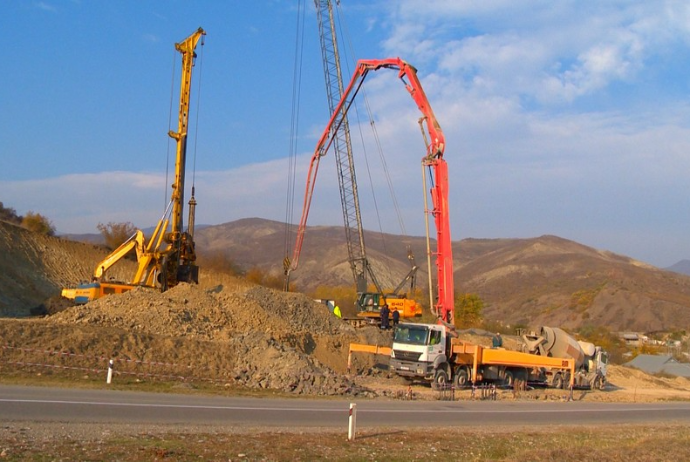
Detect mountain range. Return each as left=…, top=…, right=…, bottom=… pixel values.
left=192, top=218, right=690, bottom=333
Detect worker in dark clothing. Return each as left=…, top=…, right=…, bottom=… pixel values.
left=380, top=304, right=390, bottom=330
left=492, top=332, right=503, bottom=348
left=391, top=307, right=400, bottom=327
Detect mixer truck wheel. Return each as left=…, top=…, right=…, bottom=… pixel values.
left=431, top=369, right=449, bottom=390
left=593, top=375, right=605, bottom=390
left=552, top=373, right=564, bottom=389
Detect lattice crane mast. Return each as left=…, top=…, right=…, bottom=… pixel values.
left=312, top=0, right=385, bottom=298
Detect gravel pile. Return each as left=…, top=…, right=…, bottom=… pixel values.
left=48, top=281, right=388, bottom=396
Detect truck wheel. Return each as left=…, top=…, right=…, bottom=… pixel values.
left=552, top=373, right=564, bottom=390
left=454, top=368, right=469, bottom=388
left=432, top=369, right=449, bottom=390
left=593, top=375, right=605, bottom=390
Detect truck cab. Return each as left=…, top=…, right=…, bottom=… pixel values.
left=389, top=323, right=449, bottom=385
left=592, top=346, right=608, bottom=376
left=586, top=346, right=608, bottom=389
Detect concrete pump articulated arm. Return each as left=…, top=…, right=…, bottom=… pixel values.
left=288, top=58, right=452, bottom=325
left=286, top=57, right=448, bottom=249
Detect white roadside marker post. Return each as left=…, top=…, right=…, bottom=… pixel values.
left=106, top=359, right=114, bottom=384
left=348, top=403, right=357, bottom=441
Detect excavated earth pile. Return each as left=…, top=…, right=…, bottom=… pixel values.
left=49, top=283, right=391, bottom=395
left=1, top=279, right=392, bottom=396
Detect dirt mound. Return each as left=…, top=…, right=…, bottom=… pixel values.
left=0, top=220, right=392, bottom=396
left=34, top=281, right=390, bottom=395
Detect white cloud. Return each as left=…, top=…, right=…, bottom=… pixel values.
left=384, top=1, right=690, bottom=105
left=35, top=2, right=57, bottom=13
left=4, top=93, right=690, bottom=268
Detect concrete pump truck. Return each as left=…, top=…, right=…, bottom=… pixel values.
left=62, top=28, right=205, bottom=304
left=344, top=58, right=593, bottom=391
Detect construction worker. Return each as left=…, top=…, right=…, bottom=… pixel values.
left=333, top=304, right=342, bottom=319
left=492, top=332, right=503, bottom=348
left=392, top=307, right=400, bottom=326
left=380, top=304, right=390, bottom=330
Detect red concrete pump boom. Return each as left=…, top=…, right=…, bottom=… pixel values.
left=285, top=57, right=454, bottom=324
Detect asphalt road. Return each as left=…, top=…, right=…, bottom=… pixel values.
left=2, top=384, right=690, bottom=428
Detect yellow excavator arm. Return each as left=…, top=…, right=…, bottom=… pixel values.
left=93, top=230, right=146, bottom=279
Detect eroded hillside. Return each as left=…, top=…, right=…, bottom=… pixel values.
left=0, top=221, right=135, bottom=316
left=458, top=235, right=690, bottom=332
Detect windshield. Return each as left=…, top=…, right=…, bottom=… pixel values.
left=600, top=351, right=609, bottom=365
left=394, top=325, right=429, bottom=346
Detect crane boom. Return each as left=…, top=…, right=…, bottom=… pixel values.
left=286, top=57, right=453, bottom=324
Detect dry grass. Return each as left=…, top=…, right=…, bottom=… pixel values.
left=1, top=423, right=688, bottom=461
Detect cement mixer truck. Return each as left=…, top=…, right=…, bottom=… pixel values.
left=522, top=326, right=608, bottom=390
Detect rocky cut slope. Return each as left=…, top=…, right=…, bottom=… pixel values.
left=0, top=221, right=135, bottom=317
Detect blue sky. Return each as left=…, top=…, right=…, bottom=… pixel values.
left=2, top=0, right=690, bottom=268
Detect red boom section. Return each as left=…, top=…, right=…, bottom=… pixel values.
left=287, top=58, right=453, bottom=324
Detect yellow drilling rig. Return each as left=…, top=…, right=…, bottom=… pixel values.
left=62, top=27, right=205, bottom=304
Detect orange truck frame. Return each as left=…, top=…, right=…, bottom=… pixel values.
left=348, top=336, right=575, bottom=390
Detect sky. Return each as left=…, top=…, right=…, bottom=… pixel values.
left=2, top=0, right=690, bottom=268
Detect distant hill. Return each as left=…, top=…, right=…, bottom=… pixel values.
left=666, top=260, right=690, bottom=276
left=194, top=218, right=690, bottom=333
left=58, top=232, right=104, bottom=245
left=59, top=225, right=212, bottom=246
left=13, top=217, right=690, bottom=333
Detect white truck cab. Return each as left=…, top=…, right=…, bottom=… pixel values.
left=390, top=323, right=448, bottom=380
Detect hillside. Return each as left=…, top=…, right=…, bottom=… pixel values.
left=4, top=218, right=690, bottom=333
left=457, top=236, right=690, bottom=332
left=194, top=218, right=690, bottom=333
left=0, top=222, right=135, bottom=317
